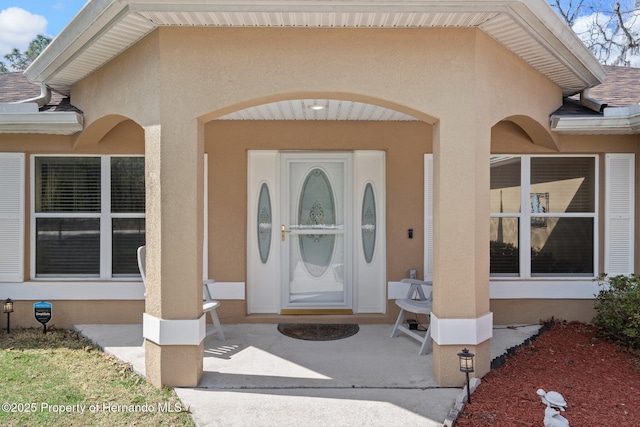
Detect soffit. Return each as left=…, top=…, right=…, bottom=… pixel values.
left=217, top=99, right=419, bottom=121
left=25, top=0, right=604, bottom=97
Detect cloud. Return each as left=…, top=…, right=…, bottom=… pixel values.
left=0, top=7, right=47, bottom=58
left=571, top=9, right=640, bottom=66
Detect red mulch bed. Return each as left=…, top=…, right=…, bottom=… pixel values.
left=455, top=322, right=640, bottom=426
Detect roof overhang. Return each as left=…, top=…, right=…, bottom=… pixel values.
left=0, top=103, right=83, bottom=135
left=550, top=105, right=640, bottom=135
left=24, top=0, right=605, bottom=96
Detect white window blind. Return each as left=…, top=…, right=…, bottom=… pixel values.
left=35, top=157, right=101, bottom=212
left=0, top=153, right=25, bottom=282
left=605, top=153, right=635, bottom=276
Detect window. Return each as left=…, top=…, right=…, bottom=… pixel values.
left=490, top=155, right=597, bottom=278
left=33, top=156, right=145, bottom=278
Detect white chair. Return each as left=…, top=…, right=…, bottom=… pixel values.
left=390, top=278, right=433, bottom=355
left=202, top=280, right=225, bottom=340
left=137, top=245, right=225, bottom=341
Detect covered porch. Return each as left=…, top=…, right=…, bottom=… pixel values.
left=17, top=0, right=606, bottom=390
left=74, top=322, right=541, bottom=426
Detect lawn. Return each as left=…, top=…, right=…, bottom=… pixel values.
left=0, top=328, right=194, bottom=426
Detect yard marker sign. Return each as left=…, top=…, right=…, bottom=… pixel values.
left=34, top=301, right=52, bottom=334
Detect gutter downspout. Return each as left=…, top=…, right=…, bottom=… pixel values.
left=12, top=83, right=52, bottom=109
left=580, top=89, right=607, bottom=113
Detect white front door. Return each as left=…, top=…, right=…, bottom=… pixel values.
left=247, top=150, right=386, bottom=315
left=281, top=153, right=352, bottom=311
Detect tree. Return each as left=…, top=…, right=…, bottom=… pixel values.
left=550, top=0, right=587, bottom=26
left=1, top=34, right=52, bottom=72
left=549, top=0, right=640, bottom=66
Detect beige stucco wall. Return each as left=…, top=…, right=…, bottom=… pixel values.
left=72, top=26, right=560, bottom=132
left=72, top=32, right=160, bottom=129
left=2, top=25, right=639, bottom=332
left=491, top=299, right=597, bottom=324
left=0, top=300, right=145, bottom=330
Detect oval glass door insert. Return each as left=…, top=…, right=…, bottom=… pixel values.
left=298, top=168, right=336, bottom=277
left=257, top=183, right=272, bottom=263
left=361, top=182, right=376, bottom=263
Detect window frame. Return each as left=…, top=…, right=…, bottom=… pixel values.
left=31, top=154, right=145, bottom=280
left=490, top=154, right=599, bottom=280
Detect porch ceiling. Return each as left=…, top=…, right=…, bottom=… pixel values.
left=25, top=0, right=604, bottom=97
left=216, top=99, right=420, bottom=121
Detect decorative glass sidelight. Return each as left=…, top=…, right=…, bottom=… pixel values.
left=257, top=183, right=272, bottom=263
left=298, top=168, right=336, bottom=278
left=361, top=183, right=376, bottom=263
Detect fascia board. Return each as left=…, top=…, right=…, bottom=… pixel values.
left=24, top=0, right=130, bottom=84
left=603, top=104, right=640, bottom=117
left=550, top=111, right=640, bottom=135
left=506, top=1, right=605, bottom=88
left=0, top=112, right=83, bottom=135
left=128, top=0, right=512, bottom=13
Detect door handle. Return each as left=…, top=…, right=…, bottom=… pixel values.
left=281, top=224, right=291, bottom=241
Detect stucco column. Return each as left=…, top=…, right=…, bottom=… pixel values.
left=143, top=120, right=205, bottom=387
left=431, top=117, right=492, bottom=386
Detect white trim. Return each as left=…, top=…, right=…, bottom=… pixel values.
left=0, top=281, right=144, bottom=300
left=142, top=313, right=205, bottom=345
left=520, top=157, right=530, bottom=276
left=101, top=157, right=112, bottom=277
left=551, top=106, right=640, bottom=135
left=0, top=112, right=83, bottom=135
left=423, top=154, right=433, bottom=281
left=389, top=280, right=601, bottom=300
left=0, top=280, right=244, bottom=300
left=205, top=281, right=245, bottom=300
left=490, top=280, right=600, bottom=299
left=430, top=312, right=493, bottom=346
left=203, top=153, right=209, bottom=281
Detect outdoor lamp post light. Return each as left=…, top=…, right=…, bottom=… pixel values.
left=3, top=298, right=14, bottom=334
left=458, top=348, right=475, bottom=404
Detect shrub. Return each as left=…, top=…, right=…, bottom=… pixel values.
left=592, top=274, right=640, bottom=350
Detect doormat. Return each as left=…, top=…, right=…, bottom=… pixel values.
left=277, top=323, right=359, bottom=341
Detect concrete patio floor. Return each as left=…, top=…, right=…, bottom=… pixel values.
left=75, top=323, right=541, bottom=427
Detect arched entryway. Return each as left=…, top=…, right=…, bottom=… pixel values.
left=202, top=96, right=434, bottom=318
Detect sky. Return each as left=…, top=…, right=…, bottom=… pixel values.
left=0, top=0, right=638, bottom=66
left=0, top=1, right=87, bottom=57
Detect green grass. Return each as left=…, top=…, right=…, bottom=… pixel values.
left=0, top=328, right=194, bottom=426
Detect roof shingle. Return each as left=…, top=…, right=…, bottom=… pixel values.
left=0, top=72, right=80, bottom=112
left=589, top=65, right=640, bottom=107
